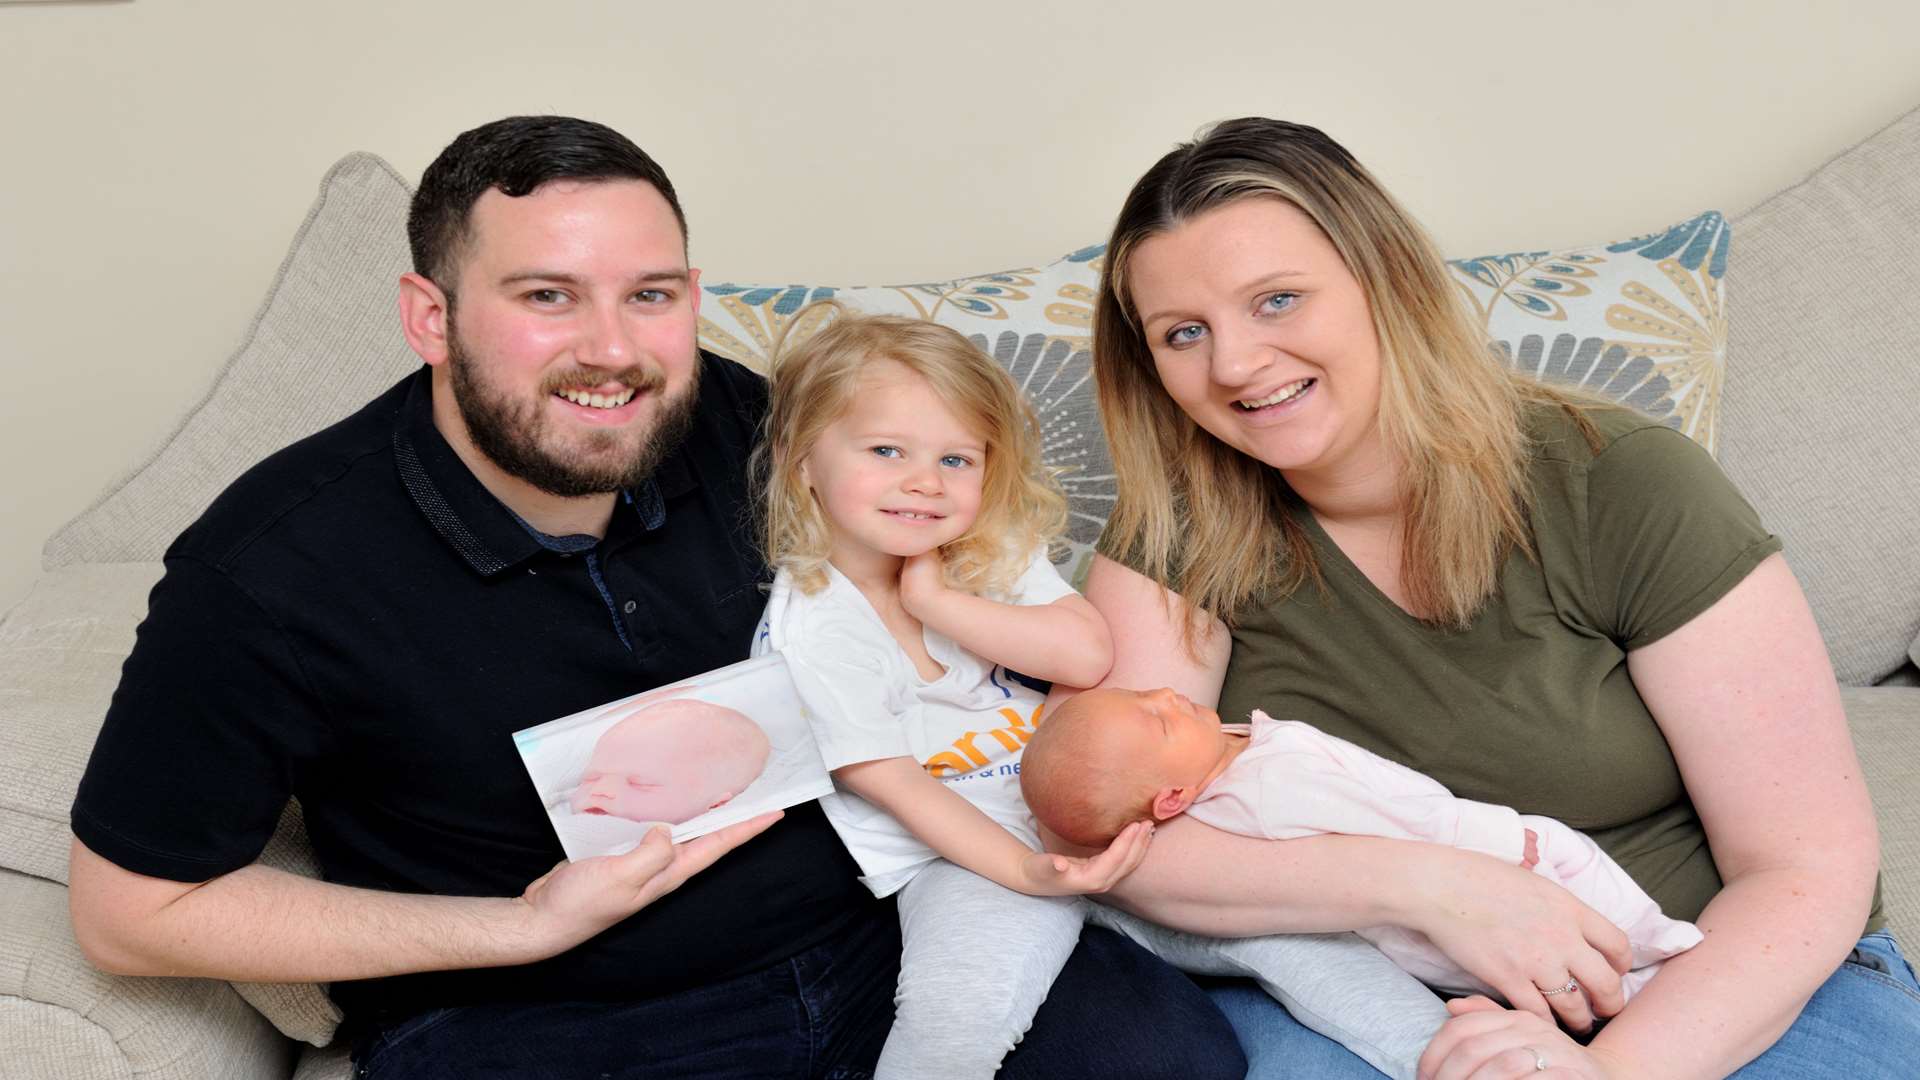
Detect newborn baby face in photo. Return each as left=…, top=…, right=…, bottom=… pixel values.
left=570, top=699, right=772, bottom=824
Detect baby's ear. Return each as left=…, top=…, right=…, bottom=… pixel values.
left=1150, top=786, right=1193, bottom=822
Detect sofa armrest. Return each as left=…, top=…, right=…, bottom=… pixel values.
left=1844, top=687, right=1920, bottom=951
left=1, top=561, right=343, bottom=1047
left=0, top=866, right=296, bottom=1080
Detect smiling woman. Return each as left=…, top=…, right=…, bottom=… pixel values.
left=1069, top=116, right=1911, bottom=1079
left=1096, top=119, right=1555, bottom=636
left=1129, top=197, right=1388, bottom=519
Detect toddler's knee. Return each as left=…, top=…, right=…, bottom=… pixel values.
left=884, top=994, right=1030, bottom=1078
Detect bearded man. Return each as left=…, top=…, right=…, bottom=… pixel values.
left=65, top=116, right=1242, bottom=1079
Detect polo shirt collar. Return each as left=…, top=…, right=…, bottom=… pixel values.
left=390, top=369, right=701, bottom=577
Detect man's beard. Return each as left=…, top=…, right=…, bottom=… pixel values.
left=446, top=327, right=701, bottom=498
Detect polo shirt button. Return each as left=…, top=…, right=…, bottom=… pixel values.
left=623, top=600, right=638, bottom=614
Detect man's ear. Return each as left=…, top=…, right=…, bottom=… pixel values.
left=398, top=272, right=452, bottom=367
left=688, top=266, right=703, bottom=319
left=1150, top=786, right=1195, bottom=822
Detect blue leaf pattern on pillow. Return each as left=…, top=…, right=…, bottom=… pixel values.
left=1605, top=211, right=1729, bottom=279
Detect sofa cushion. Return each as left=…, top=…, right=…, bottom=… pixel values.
left=41, top=153, right=420, bottom=571
left=1842, top=686, right=1920, bottom=951
left=1717, top=105, right=1920, bottom=687
left=0, top=561, right=341, bottom=1046
left=0, top=562, right=164, bottom=885
left=0, top=866, right=297, bottom=1078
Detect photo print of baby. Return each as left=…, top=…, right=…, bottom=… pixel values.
left=515, top=654, right=836, bottom=859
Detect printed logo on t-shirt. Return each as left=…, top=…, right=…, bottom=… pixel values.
left=923, top=701, right=1042, bottom=778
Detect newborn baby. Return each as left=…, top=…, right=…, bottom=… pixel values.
left=1021, top=687, right=1703, bottom=1000
left=570, top=698, right=771, bottom=825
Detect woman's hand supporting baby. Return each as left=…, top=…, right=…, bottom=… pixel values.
left=1398, top=843, right=1630, bottom=1034
left=1418, top=996, right=1631, bottom=1080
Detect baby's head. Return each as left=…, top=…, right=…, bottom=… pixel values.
left=570, top=698, right=770, bottom=824
left=1022, top=687, right=1235, bottom=847
left=757, top=310, right=1065, bottom=597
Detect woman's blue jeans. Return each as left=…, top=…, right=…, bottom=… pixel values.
left=1207, top=930, right=1920, bottom=1078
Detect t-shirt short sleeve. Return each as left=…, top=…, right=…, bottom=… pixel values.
left=1003, top=545, right=1077, bottom=608
left=762, top=573, right=917, bottom=771
left=70, top=557, right=335, bottom=882
left=1582, top=426, right=1782, bottom=650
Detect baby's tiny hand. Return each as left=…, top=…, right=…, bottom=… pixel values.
left=1522, top=827, right=1540, bottom=870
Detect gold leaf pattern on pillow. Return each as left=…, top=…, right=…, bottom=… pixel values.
left=1604, top=257, right=1727, bottom=448
left=1449, top=211, right=1729, bottom=454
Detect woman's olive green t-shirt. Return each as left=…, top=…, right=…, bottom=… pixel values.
left=1100, top=404, right=1883, bottom=929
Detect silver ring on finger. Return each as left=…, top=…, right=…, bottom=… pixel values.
left=1536, top=977, right=1579, bottom=997
left=1526, top=1045, right=1549, bottom=1071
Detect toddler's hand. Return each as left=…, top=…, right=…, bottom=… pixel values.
left=1522, top=828, right=1540, bottom=870
left=1018, top=820, right=1153, bottom=896
left=898, top=551, right=947, bottom=616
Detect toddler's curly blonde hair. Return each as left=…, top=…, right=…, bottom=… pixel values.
left=756, top=309, right=1066, bottom=597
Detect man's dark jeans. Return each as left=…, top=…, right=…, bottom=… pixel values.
left=353, top=912, right=1246, bottom=1079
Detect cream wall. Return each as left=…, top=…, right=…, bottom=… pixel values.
left=3, top=0, right=1919, bottom=610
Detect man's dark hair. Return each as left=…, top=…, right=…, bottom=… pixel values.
left=407, top=115, right=688, bottom=297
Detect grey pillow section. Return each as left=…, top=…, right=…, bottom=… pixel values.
left=1717, top=105, right=1920, bottom=687
left=42, top=153, right=419, bottom=570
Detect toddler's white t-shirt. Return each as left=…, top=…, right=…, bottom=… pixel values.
left=754, top=547, right=1071, bottom=896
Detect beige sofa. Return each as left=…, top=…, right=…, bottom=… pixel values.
left=5, top=106, right=1919, bottom=1079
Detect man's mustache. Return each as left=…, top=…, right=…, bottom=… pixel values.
left=539, top=365, right=667, bottom=395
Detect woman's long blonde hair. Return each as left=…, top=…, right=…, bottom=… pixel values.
left=1096, top=118, right=1591, bottom=646
left=758, top=310, right=1067, bottom=596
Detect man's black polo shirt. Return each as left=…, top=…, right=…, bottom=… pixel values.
left=72, top=355, right=875, bottom=1023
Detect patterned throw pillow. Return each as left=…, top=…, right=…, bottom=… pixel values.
left=695, top=212, right=1731, bottom=571
left=1451, top=211, right=1729, bottom=453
